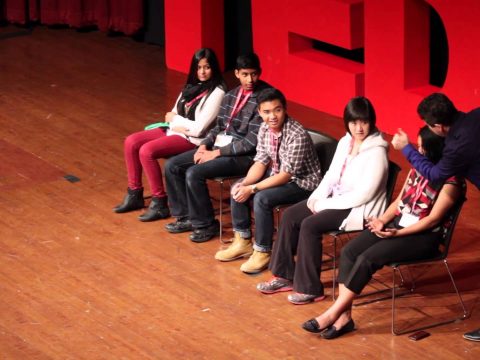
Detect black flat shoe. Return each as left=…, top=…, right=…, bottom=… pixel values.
left=165, top=219, right=193, bottom=233
left=321, top=319, right=355, bottom=340
left=302, top=318, right=328, bottom=333
left=189, top=220, right=220, bottom=243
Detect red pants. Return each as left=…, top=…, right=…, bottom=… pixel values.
left=123, top=128, right=196, bottom=198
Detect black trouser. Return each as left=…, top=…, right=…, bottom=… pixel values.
left=165, top=149, right=253, bottom=228
left=337, top=217, right=441, bottom=294
left=269, top=199, right=351, bottom=296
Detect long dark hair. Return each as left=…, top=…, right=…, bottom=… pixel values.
left=343, top=96, right=377, bottom=135
left=177, top=48, right=226, bottom=119
left=418, top=125, right=445, bottom=164
left=185, top=48, right=226, bottom=92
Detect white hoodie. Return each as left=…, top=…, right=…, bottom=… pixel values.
left=307, top=131, right=389, bottom=231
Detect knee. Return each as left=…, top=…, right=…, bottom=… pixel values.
left=164, top=158, right=177, bottom=176
left=124, top=133, right=139, bottom=152
left=138, top=144, right=154, bottom=162
left=253, top=192, right=273, bottom=212
left=299, top=216, right=322, bottom=238
left=185, top=167, right=204, bottom=187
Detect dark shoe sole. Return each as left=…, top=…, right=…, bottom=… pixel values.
left=321, top=319, right=355, bottom=340
left=113, top=203, right=144, bottom=213
left=165, top=222, right=193, bottom=233
left=189, top=231, right=219, bottom=243
left=138, top=211, right=170, bottom=222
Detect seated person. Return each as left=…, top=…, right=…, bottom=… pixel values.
left=164, top=53, right=270, bottom=242
left=113, top=48, right=226, bottom=221
left=301, top=126, right=466, bottom=339
left=257, top=97, right=389, bottom=304
left=214, top=88, right=323, bottom=274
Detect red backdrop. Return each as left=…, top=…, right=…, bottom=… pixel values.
left=165, top=0, right=480, bottom=139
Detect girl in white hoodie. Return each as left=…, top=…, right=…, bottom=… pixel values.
left=257, top=97, right=389, bottom=304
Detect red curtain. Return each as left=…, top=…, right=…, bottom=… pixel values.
left=3, top=0, right=144, bottom=36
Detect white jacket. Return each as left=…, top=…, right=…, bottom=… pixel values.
left=307, top=131, right=389, bottom=231
left=168, top=86, right=225, bottom=145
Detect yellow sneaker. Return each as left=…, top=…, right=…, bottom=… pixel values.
left=240, top=250, right=271, bottom=274
left=214, top=232, right=253, bottom=261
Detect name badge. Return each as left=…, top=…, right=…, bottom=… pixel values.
left=214, top=133, right=233, bottom=147
left=399, top=213, right=420, bottom=228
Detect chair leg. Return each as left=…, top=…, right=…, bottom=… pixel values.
left=391, top=260, right=468, bottom=335
left=332, top=234, right=337, bottom=300
left=219, top=180, right=224, bottom=243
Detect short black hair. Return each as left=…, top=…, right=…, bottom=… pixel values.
left=343, top=96, right=377, bottom=135
left=417, top=93, right=457, bottom=126
left=418, top=125, right=445, bottom=164
left=257, top=88, right=286, bottom=109
left=236, top=53, right=261, bottom=71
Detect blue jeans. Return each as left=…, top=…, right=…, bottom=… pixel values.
left=231, top=181, right=311, bottom=252
left=164, top=149, right=253, bottom=228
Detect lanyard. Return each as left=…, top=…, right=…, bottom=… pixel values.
left=225, top=88, right=252, bottom=132
left=269, top=129, right=282, bottom=175
left=410, top=177, right=429, bottom=210
left=185, top=90, right=208, bottom=108
left=337, top=137, right=355, bottom=185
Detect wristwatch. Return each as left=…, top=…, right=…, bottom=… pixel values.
left=251, top=184, right=259, bottom=194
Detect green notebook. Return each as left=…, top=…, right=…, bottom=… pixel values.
left=144, top=122, right=169, bottom=130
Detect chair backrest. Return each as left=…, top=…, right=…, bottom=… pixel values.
left=385, top=161, right=401, bottom=205
left=439, top=196, right=466, bottom=258
left=307, top=129, right=338, bottom=177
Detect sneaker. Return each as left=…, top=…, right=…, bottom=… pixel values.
left=189, top=220, right=220, bottom=243
left=287, top=292, right=326, bottom=305
left=240, top=250, right=270, bottom=274
left=257, top=277, right=293, bottom=294
left=165, top=218, right=193, bottom=233
left=463, top=328, right=480, bottom=342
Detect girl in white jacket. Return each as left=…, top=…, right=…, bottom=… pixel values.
left=257, top=97, right=389, bottom=304
left=113, top=48, right=226, bottom=222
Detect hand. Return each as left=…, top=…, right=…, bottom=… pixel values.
left=373, top=228, right=397, bottom=238
left=196, top=149, right=220, bottom=164
left=232, top=184, right=253, bottom=203
left=365, top=217, right=385, bottom=232
left=165, top=112, right=177, bottom=123
left=230, top=181, right=243, bottom=196
left=193, top=145, right=207, bottom=164
left=171, top=126, right=188, bottom=134
left=306, top=198, right=317, bottom=214
left=391, top=128, right=409, bottom=150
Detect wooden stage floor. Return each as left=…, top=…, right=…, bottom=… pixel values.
left=0, top=26, right=479, bottom=359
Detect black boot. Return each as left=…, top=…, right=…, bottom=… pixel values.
left=138, top=196, right=170, bottom=222
left=113, top=188, right=144, bottom=213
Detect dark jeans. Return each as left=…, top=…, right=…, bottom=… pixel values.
left=269, top=199, right=351, bottom=296
left=338, top=217, right=441, bottom=294
left=164, top=149, right=253, bottom=228
left=231, top=182, right=311, bottom=252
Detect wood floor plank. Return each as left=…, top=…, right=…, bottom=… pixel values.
left=0, top=26, right=479, bottom=359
